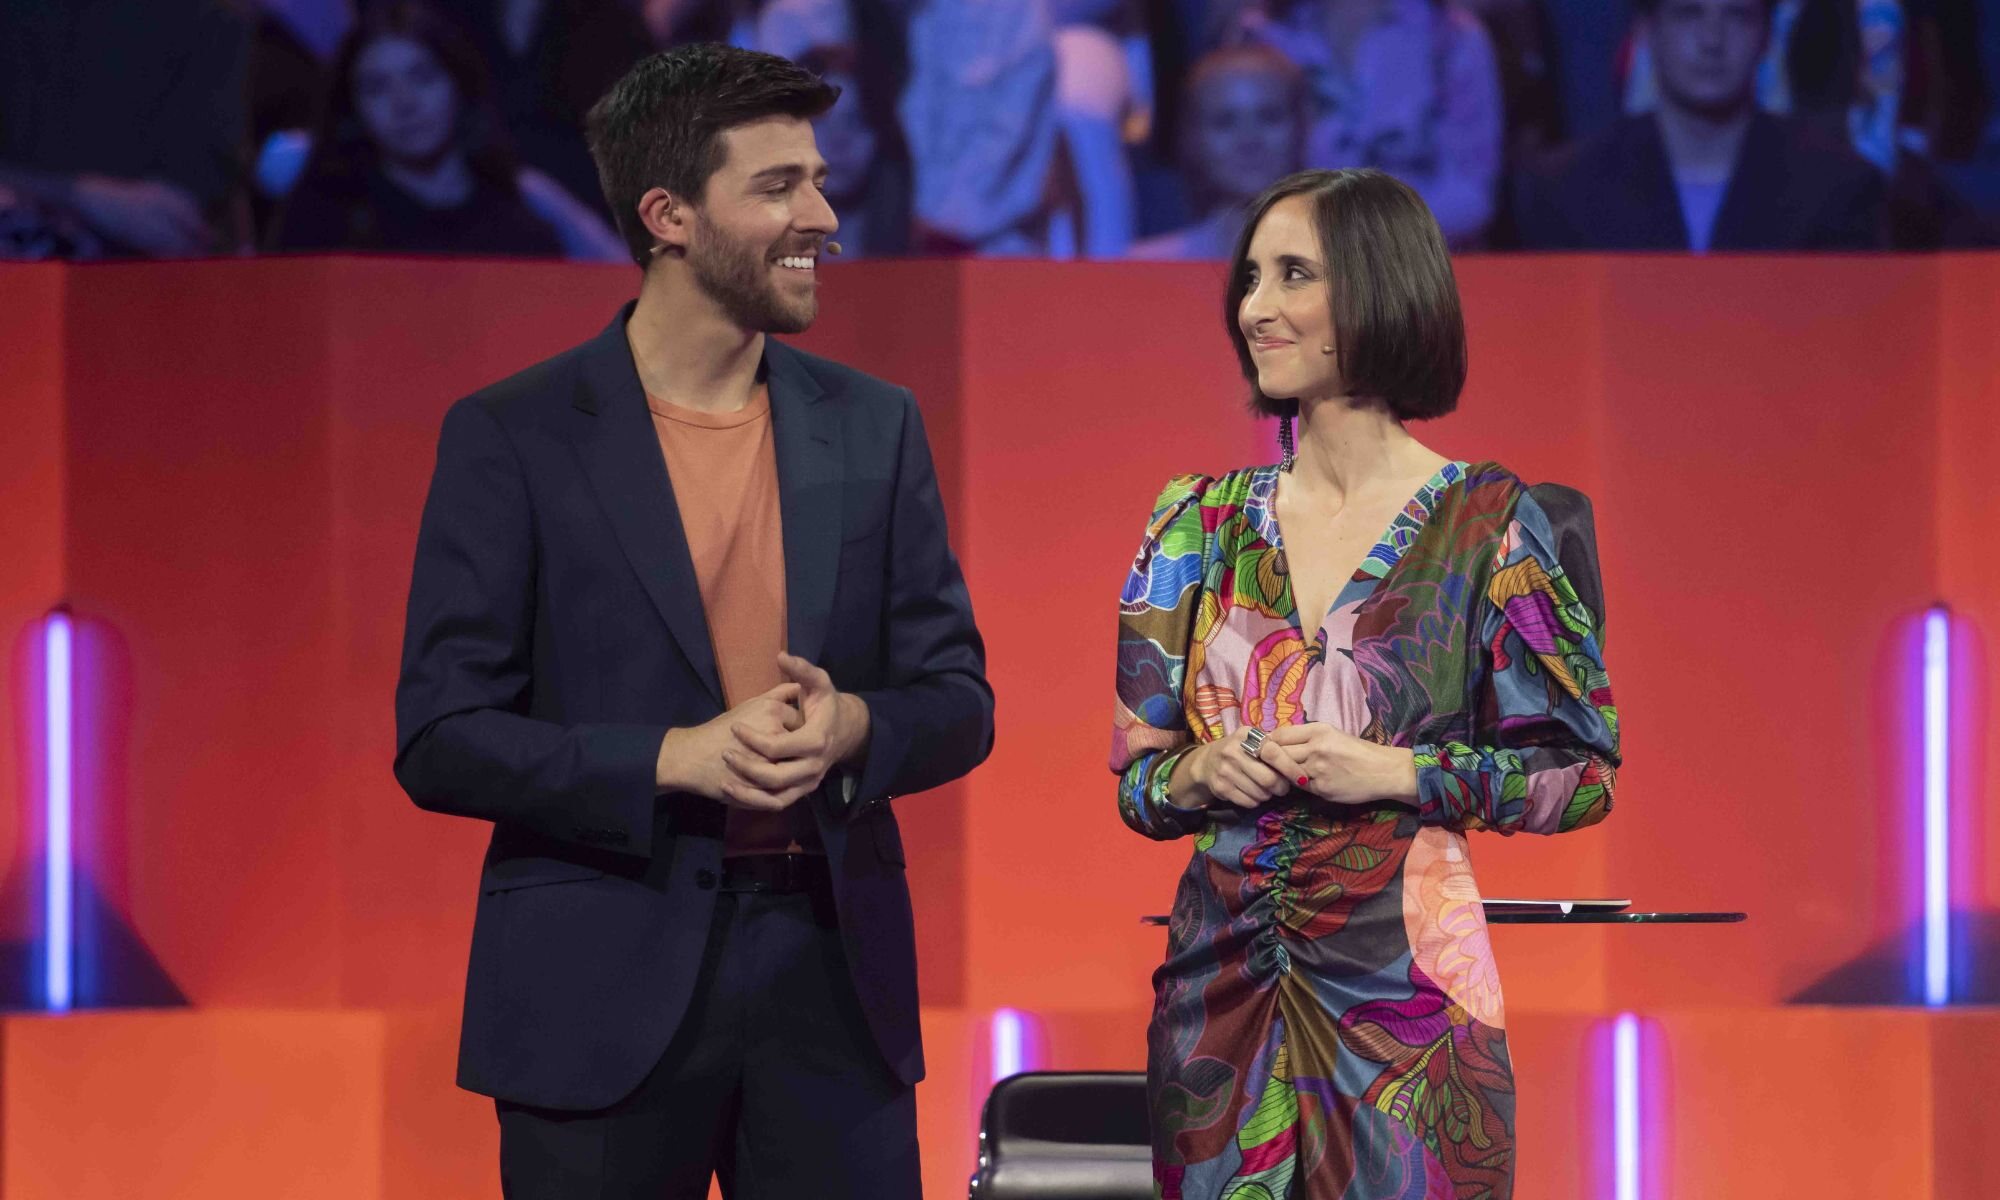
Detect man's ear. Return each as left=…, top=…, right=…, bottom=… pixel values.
left=638, top=186, right=693, bottom=259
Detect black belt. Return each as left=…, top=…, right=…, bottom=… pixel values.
left=717, top=852, right=831, bottom=894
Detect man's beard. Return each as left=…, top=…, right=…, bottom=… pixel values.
left=687, top=218, right=815, bottom=335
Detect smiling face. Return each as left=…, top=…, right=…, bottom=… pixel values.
left=682, top=115, right=839, bottom=334
left=352, top=34, right=461, bottom=169
left=1237, top=194, right=1342, bottom=403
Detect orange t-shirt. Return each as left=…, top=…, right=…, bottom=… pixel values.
left=649, top=387, right=819, bottom=856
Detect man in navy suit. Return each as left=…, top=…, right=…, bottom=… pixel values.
left=1511, top=0, right=1887, bottom=252
left=393, top=44, right=993, bottom=1198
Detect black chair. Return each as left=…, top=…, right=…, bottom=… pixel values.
left=968, top=1071, right=1152, bottom=1199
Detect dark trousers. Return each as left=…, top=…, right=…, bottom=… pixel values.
left=495, top=879, right=921, bottom=1199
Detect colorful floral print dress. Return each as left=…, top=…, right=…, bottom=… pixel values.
left=1111, top=461, right=1620, bottom=1200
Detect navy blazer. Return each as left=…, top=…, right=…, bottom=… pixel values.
left=1512, top=113, right=1888, bottom=252
left=393, top=305, right=994, bottom=1110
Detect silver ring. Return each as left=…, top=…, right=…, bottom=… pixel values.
left=1239, top=726, right=1267, bottom=761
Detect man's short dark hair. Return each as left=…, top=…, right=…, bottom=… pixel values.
left=1225, top=168, right=1467, bottom=422
left=586, top=43, right=839, bottom=263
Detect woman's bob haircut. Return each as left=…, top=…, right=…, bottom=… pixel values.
left=1225, top=168, right=1467, bottom=422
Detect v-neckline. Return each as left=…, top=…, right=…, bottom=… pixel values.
left=1255, top=460, right=1467, bottom=639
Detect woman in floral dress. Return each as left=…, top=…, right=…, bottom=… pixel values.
left=1112, top=168, right=1620, bottom=1199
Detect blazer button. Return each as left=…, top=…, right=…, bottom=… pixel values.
left=695, top=869, right=717, bottom=890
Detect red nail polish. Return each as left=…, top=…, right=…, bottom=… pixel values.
left=1297, top=776, right=1310, bottom=787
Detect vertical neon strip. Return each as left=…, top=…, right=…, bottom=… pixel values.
left=45, top=611, right=73, bottom=1013
left=991, top=1008, right=1024, bottom=1082
left=1613, top=1013, right=1641, bottom=1200
left=1923, top=606, right=1950, bottom=1006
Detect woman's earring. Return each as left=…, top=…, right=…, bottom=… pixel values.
left=1279, top=412, right=1296, bottom=474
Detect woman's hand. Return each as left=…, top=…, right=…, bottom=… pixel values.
left=1267, top=723, right=1419, bottom=807
left=1170, top=726, right=1294, bottom=811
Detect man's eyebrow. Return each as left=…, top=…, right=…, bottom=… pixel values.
left=746, top=163, right=827, bottom=184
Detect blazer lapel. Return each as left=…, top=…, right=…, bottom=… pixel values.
left=1629, top=117, right=1694, bottom=250
left=570, top=305, right=726, bottom=708
left=765, top=340, right=841, bottom=666
left=1711, top=113, right=1785, bottom=251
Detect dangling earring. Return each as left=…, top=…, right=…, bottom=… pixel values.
left=1279, top=411, right=1296, bottom=474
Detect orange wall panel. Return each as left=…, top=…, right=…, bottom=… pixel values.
left=793, top=260, right=973, bottom=1006
left=1929, top=1008, right=2000, bottom=1198
left=318, top=259, right=629, bottom=1013
left=956, top=261, right=1257, bottom=1017
left=8, top=253, right=2000, bottom=1198
left=1936, top=254, right=2000, bottom=914
left=62, top=262, right=348, bottom=1005
left=1501, top=1013, right=1600, bottom=1200
left=1656, top=1008, right=1939, bottom=1198
left=913, top=1009, right=981, bottom=1200
left=379, top=1009, right=501, bottom=1200
left=1594, top=257, right=1946, bottom=1006
left=1, top=1010, right=385, bottom=1198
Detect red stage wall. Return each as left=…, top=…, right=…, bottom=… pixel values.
left=2, top=264, right=66, bottom=950
left=2, top=253, right=1997, bottom=1199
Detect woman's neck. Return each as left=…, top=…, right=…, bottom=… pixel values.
left=382, top=151, right=476, bottom=209
left=1288, top=395, right=1442, bottom=501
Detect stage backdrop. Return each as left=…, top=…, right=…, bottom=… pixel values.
left=2, top=253, right=1998, bottom=1200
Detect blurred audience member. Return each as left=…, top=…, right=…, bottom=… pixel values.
left=0, top=0, right=252, bottom=259
left=1980, top=0, right=2000, bottom=149
left=1515, top=0, right=1887, bottom=249
left=641, top=0, right=852, bottom=60
left=1542, top=0, right=1637, bottom=139
left=1050, top=0, right=1148, bottom=257
left=1239, top=0, right=1505, bottom=246
left=754, top=0, right=858, bottom=57
left=274, top=3, right=620, bottom=258
left=1132, top=44, right=1305, bottom=257
left=901, top=0, right=1062, bottom=254
left=433, top=0, right=651, bottom=215
left=1622, top=0, right=1987, bottom=160
left=1626, top=0, right=1996, bottom=243
left=1625, top=0, right=1902, bottom=161
left=799, top=44, right=912, bottom=256
left=1782, top=0, right=1997, bottom=245
left=245, top=2, right=334, bottom=247
left=641, top=0, right=726, bottom=45
left=1463, top=0, right=1566, bottom=159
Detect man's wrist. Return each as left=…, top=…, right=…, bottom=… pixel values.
left=833, top=693, right=871, bottom=768
left=654, top=726, right=691, bottom=793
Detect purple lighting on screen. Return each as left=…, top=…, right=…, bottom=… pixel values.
left=991, top=1008, right=1036, bottom=1083
left=1923, top=606, right=1950, bottom=1006
left=1613, top=1013, right=1641, bottom=1200
left=45, top=611, right=73, bottom=1013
